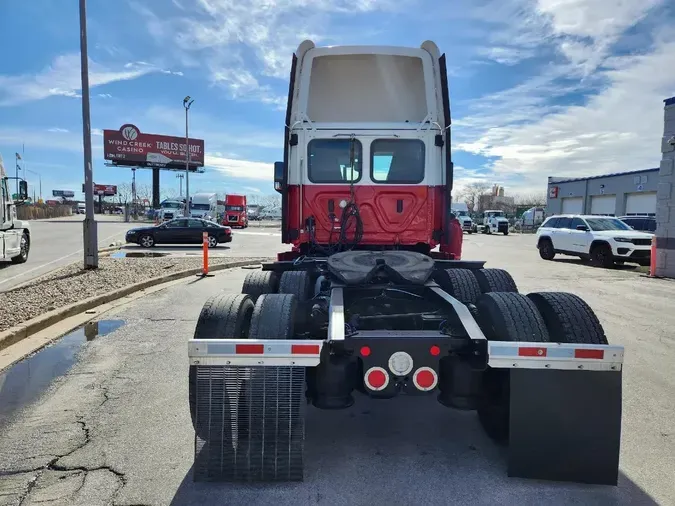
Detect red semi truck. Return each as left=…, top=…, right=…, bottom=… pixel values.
left=188, top=40, right=624, bottom=487
left=223, top=194, right=248, bottom=228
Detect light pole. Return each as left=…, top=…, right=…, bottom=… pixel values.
left=79, top=0, right=98, bottom=268
left=24, top=168, right=42, bottom=201
left=176, top=172, right=184, bottom=196
left=183, top=96, right=194, bottom=217
left=15, top=152, right=20, bottom=196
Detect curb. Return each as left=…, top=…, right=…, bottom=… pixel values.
left=0, top=260, right=263, bottom=352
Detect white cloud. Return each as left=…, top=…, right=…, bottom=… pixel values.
left=141, top=105, right=283, bottom=151
left=206, top=153, right=273, bottom=180
left=98, top=93, right=113, bottom=99
left=209, top=67, right=285, bottom=108
left=0, top=127, right=103, bottom=153
left=475, top=46, right=537, bottom=65
left=243, top=186, right=262, bottom=193
left=135, top=0, right=413, bottom=105
left=455, top=36, right=675, bottom=189
left=0, top=54, right=180, bottom=106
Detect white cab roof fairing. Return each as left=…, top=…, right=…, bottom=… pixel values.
left=289, top=40, right=447, bottom=130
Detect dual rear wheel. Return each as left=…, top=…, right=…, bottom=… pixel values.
left=190, top=291, right=305, bottom=481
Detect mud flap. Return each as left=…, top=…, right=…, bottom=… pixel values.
left=193, top=364, right=307, bottom=482
left=508, top=368, right=622, bottom=485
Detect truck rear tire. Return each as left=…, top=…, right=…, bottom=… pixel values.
left=11, top=232, right=29, bottom=264
left=434, top=268, right=482, bottom=305
left=278, top=270, right=312, bottom=301
left=189, top=294, right=255, bottom=439
left=475, top=293, right=550, bottom=443
left=473, top=268, right=518, bottom=293
left=238, top=293, right=305, bottom=481
left=527, top=292, right=608, bottom=345
left=241, top=270, right=279, bottom=302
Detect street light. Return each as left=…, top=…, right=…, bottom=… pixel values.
left=183, top=96, right=194, bottom=217
left=176, top=172, right=184, bottom=196
left=24, top=168, right=42, bottom=200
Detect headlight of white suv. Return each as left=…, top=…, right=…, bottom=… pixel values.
left=613, top=237, right=633, bottom=243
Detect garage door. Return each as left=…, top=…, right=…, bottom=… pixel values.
left=625, top=192, right=656, bottom=215
left=590, top=195, right=616, bottom=215
left=562, top=197, right=583, bottom=214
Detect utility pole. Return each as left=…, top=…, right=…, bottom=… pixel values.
left=132, top=168, right=137, bottom=219
left=79, top=0, right=98, bottom=268
left=183, top=96, right=194, bottom=217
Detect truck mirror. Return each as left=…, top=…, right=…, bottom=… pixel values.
left=19, top=180, right=28, bottom=200
left=274, top=161, right=285, bottom=192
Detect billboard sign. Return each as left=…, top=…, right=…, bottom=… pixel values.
left=83, top=183, right=117, bottom=196
left=53, top=189, right=75, bottom=198
left=103, top=124, right=204, bottom=170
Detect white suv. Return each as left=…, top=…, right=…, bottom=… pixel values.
left=536, top=215, right=653, bottom=268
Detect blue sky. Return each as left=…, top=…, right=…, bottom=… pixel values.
left=1, top=0, right=674, bottom=203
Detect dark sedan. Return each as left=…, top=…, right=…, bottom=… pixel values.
left=125, top=218, right=232, bottom=248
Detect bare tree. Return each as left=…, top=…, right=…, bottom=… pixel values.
left=260, top=194, right=281, bottom=209
left=456, top=182, right=491, bottom=213
left=246, top=194, right=262, bottom=206
left=135, top=184, right=152, bottom=204
left=513, top=192, right=547, bottom=207
left=116, top=183, right=132, bottom=204
left=161, top=187, right=179, bottom=201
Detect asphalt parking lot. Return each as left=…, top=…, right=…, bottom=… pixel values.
left=0, top=232, right=673, bottom=505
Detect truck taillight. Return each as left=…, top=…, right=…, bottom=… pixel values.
left=364, top=366, right=389, bottom=391
left=412, top=367, right=438, bottom=391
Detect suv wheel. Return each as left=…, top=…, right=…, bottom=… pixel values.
left=538, top=238, right=555, bottom=260
left=591, top=243, right=614, bottom=268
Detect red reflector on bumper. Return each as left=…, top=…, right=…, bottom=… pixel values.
left=236, top=344, right=264, bottom=354
left=518, top=347, right=547, bottom=357
left=574, top=349, right=604, bottom=359
left=291, top=344, right=320, bottom=355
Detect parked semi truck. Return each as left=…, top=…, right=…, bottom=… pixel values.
left=187, top=41, right=623, bottom=486
left=190, top=193, right=217, bottom=221
left=223, top=194, right=248, bottom=228
left=157, top=199, right=185, bottom=221
left=0, top=154, right=30, bottom=264
left=452, top=202, right=476, bottom=234
left=477, top=209, right=510, bottom=235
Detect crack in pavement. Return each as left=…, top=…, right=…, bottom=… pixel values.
left=8, top=414, right=129, bottom=506
left=99, top=385, right=111, bottom=407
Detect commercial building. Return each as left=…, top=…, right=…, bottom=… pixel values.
left=655, top=96, right=675, bottom=278
left=546, top=168, right=659, bottom=217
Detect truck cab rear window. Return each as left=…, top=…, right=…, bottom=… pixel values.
left=308, top=139, right=362, bottom=183
left=371, top=139, right=425, bottom=184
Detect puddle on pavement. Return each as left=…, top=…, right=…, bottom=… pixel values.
left=111, top=251, right=167, bottom=258
left=0, top=320, right=125, bottom=429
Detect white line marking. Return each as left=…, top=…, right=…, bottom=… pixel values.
left=235, top=231, right=281, bottom=236
left=0, top=231, right=124, bottom=287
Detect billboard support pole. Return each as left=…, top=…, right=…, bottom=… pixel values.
left=79, top=0, right=98, bottom=269
left=183, top=96, right=194, bottom=217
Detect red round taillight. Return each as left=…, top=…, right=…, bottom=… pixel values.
left=430, top=345, right=441, bottom=356
left=364, top=366, right=389, bottom=391
left=413, top=367, right=438, bottom=391
left=360, top=346, right=371, bottom=357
